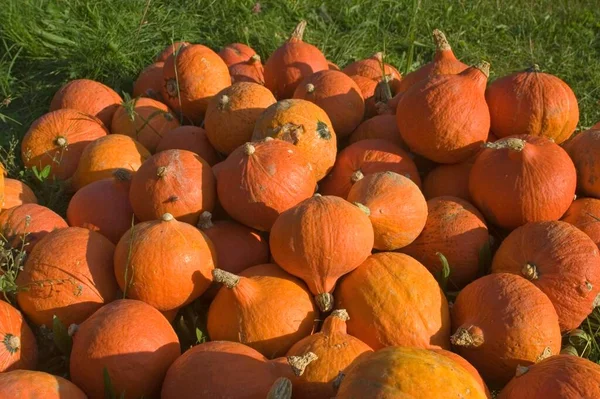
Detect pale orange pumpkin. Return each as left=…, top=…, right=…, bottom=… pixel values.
left=1, top=179, right=38, bottom=211
left=0, top=300, right=38, bottom=372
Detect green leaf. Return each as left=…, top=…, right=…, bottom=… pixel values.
left=40, top=164, right=51, bottom=179
left=52, top=315, right=72, bottom=357
left=196, top=328, right=206, bottom=344
left=436, top=252, right=451, bottom=292
left=103, top=367, right=117, bottom=399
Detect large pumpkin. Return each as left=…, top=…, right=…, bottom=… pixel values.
left=155, top=125, right=221, bottom=166
left=0, top=300, right=37, bottom=372
left=156, top=41, right=190, bottom=62
left=562, top=197, right=600, bottom=247
left=270, top=195, right=374, bottom=312
left=342, top=52, right=402, bottom=93
left=348, top=114, right=405, bottom=149
left=1, top=179, right=38, bottom=211
left=432, top=349, right=490, bottom=397
left=0, top=370, right=86, bottom=398
left=423, top=159, right=474, bottom=201
left=564, top=128, right=600, bottom=198
left=132, top=61, right=164, bottom=100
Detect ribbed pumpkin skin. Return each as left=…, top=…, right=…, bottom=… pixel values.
left=347, top=172, right=427, bottom=250
left=0, top=300, right=38, bottom=372
left=156, top=126, right=221, bottom=166
left=162, top=341, right=294, bottom=399
left=114, top=216, right=215, bottom=312
left=401, top=196, right=489, bottom=290
left=156, top=41, right=189, bottom=62
left=423, top=160, right=474, bottom=201
left=1, top=179, right=38, bottom=211
left=162, top=44, right=231, bottom=123
left=129, top=149, right=216, bottom=225
left=293, top=70, right=365, bottom=138
left=270, top=196, right=374, bottom=298
left=348, top=114, right=405, bottom=149
left=319, top=139, right=420, bottom=199
left=218, top=43, right=257, bottom=66
left=132, top=62, right=164, bottom=101
left=205, top=82, right=276, bottom=155
left=498, top=355, right=600, bottom=399
left=432, top=349, right=490, bottom=398
left=336, top=347, right=488, bottom=399
left=50, top=79, right=122, bottom=128
left=491, top=221, right=600, bottom=331
left=469, top=135, right=577, bottom=230
left=564, top=129, right=600, bottom=198
left=562, top=197, right=600, bottom=247
left=397, top=64, right=490, bottom=163
left=451, top=273, right=562, bottom=389
left=21, top=109, right=107, bottom=180
left=16, top=227, right=118, bottom=327
left=0, top=370, right=87, bottom=399
left=342, top=53, right=402, bottom=93
left=70, top=299, right=181, bottom=399
left=0, top=203, right=67, bottom=253
left=350, top=75, right=378, bottom=118
left=252, top=99, right=337, bottom=181
left=486, top=67, right=579, bottom=144
left=335, top=252, right=451, bottom=350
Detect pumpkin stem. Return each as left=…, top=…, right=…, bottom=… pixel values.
left=243, top=143, right=256, bottom=156
left=483, top=137, right=526, bottom=152
left=267, top=377, right=292, bottom=399
left=331, top=309, right=350, bottom=321
left=157, top=166, right=168, bottom=178
left=287, top=351, right=318, bottom=377
left=212, top=268, right=240, bottom=289
left=55, top=136, right=68, bottom=147
left=315, top=292, right=334, bottom=312
left=161, top=213, right=175, bottom=222
left=521, top=263, right=539, bottom=280
left=594, top=293, right=600, bottom=308
left=290, top=20, right=307, bottom=42
left=68, top=323, right=79, bottom=337
left=432, top=29, right=451, bottom=51
left=374, top=80, right=393, bottom=105
left=250, top=54, right=261, bottom=64
left=527, top=64, right=541, bottom=73
left=536, top=346, right=553, bottom=362
left=515, top=365, right=529, bottom=377
left=166, top=78, right=179, bottom=98
left=351, top=170, right=364, bottom=183
left=2, top=334, right=20, bottom=355
left=264, top=136, right=274, bottom=142
left=353, top=202, right=371, bottom=216
left=313, top=193, right=322, bottom=197
left=450, top=326, right=484, bottom=348
left=197, top=211, right=214, bottom=230
left=113, top=168, right=132, bottom=182
left=373, top=52, right=384, bottom=63
left=473, top=61, right=490, bottom=78
left=305, top=83, right=316, bottom=93
left=218, top=94, right=230, bottom=110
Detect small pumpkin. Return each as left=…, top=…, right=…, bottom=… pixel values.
left=564, top=128, right=600, bottom=198
left=342, top=52, right=402, bottom=93
left=218, top=42, right=258, bottom=66
left=156, top=41, right=190, bottom=62
left=0, top=300, right=38, bottom=372
left=562, top=197, right=600, bottom=247
left=270, top=195, right=374, bottom=312
left=451, top=273, right=562, bottom=389
left=423, top=159, right=474, bottom=201
left=1, top=179, right=38, bottom=211
left=229, top=55, right=265, bottom=85
left=70, top=299, right=181, bottom=399
left=350, top=75, right=378, bottom=118
left=0, top=370, right=86, bottom=398
left=348, top=114, right=405, bottom=148
left=132, top=61, right=164, bottom=100
left=156, top=125, right=221, bottom=166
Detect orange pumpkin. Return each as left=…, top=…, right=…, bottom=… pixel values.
left=207, top=264, right=317, bottom=358
left=156, top=41, right=190, bottom=62
left=0, top=370, right=86, bottom=398
left=218, top=42, right=258, bottom=66
left=348, top=114, right=405, bottom=148
left=114, top=213, right=215, bottom=312
left=319, top=139, right=420, bottom=199
left=21, top=109, right=107, bottom=180
left=469, top=135, right=577, bottom=230
left=50, top=79, right=122, bottom=128
left=451, top=273, right=562, bottom=389
left=0, top=300, right=37, bottom=372
left=335, top=252, right=450, bottom=350
left=70, top=299, right=181, bottom=399
left=1, top=179, right=38, bottom=211
left=0, top=162, right=4, bottom=208
left=162, top=44, right=231, bottom=123
left=564, top=129, right=600, bottom=198
left=397, top=62, right=490, bottom=163
left=129, top=149, right=215, bottom=225
left=155, top=125, right=221, bottom=166
left=252, top=99, right=337, bottom=181
left=132, top=62, right=164, bottom=101
left=432, top=349, right=490, bottom=398
left=264, top=20, right=328, bottom=99
left=486, top=65, right=579, bottom=144
left=16, top=227, right=118, bottom=327
left=229, top=55, right=265, bottom=85
left=423, top=159, right=474, bottom=201
left=350, top=75, right=378, bottom=118
left=205, top=82, right=276, bottom=155
left=347, top=172, right=427, bottom=250
left=562, top=197, right=600, bottom=247
left=270, top=195, right=374, bottom=312
left=402, top=196, right=489, bottom=290
left=327, top=60, right=340, bottom=71
left=342, top=52, right=402, bottom=93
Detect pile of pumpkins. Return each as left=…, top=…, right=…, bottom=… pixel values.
left=2, top=20, right=600, bottom=398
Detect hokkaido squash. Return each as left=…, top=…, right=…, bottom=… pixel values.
left=342, top=52, right=402, bottom=93
left=350, top=75, right=378, bottom=118
left=156, top=125, right=221, bottom=166
left=207, top=264, right=317, bottom=358
left=156, top=41, right=190, bottom=62
left=16, top=227, right=118, bottom=327
left=0, top=300, right=37, bottom=372
left=469, top=135, right=576, bottom=230
left=327, top=60, right=340, bottom=71
left=348, top=114, right=405, bottom=149
left=218, top=42, right=258, bottom=66
left=432, top=349, right=490, bottom=398
left=114, top=213, right=215, bottom=312
left=229, top=55, right=265, bottom=85
left=205, top=82, right=276, bottom=155
left=270, top=195, right=374, bottom=312
left=132, top=61, right=164, bottom=101
left=129, top=149, right=216, bottom=225
left=335, top=252, right=450, bottom=350
left=1, top=179, right=38, bottom=211
left=451, top=273, right=562, bottom=389
left=0, top=370, right=86, bottom=398
left=21, top=109, right=107, bottom=180
left=564, top=128, right=600, bottom=198
left=491, top=221, right=600, bottom=331
left=423, top=159, right=474, bottom=201
left=264, top=20, right=328, bottom=99
left=70, top=299, right=181, bottom=399
left=562, top=197, right=600, bottom=247
left=0, top=162, right=4, bottom=208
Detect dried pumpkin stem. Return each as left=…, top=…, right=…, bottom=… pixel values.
left=315, top=292, right=334, bottom=312
left=212, top=269, right=240, bottom=289
left=197, top=211, right=214, bottom=230
left=305, top=83, right=315, bottom=93
left=3, top=334, right=20, bottom=355
left=527, top=64, right=541, bottom=73
left=353, top=202, right=371, bottom=216
left=474, top=61, right=490, bottom=78
left=537, top=346, right=553, bottom=362
left=55, top=136, right=68, bottom=147
left=521, top=263, right=539, bottom=280
left=594, top=293, right=600, bottom=308
left=287, top=351, right=318, bottom=377
left=373, top=52, right=384, bottom=62
left=483, top=138, right=525, bottom=152
left=113, top=168, right=132, bottom=182
left=264, top=137, right=274, bottom=142
left=313, top=193, right=322, bottom=197
left=161, top=213, right=175, bottom=222
left=450, top=326, right=484, bottom=348
left=250, top=54, right=261, bottom=64
left=157, top=166, right=168, bottom=178
left=515, top=365, right=529, bottom=377
left=243, top=143, right=256, bottom=156
left=291, top=20, right=307, bottom=41
left=331, top=309, right=350, bottom=322
left=351, top=170, right=364, bottom=183
left=432, top=29, right=451, bottom=51
left=267, top=377, right=292, bottom=399
left=218, top=94, right=230, bottom=110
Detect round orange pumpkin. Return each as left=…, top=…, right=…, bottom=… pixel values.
left=218, top=42, right=258, bottom=66
left=155, top=125, right=221, bottom=166
left=564, top=128, right=600, bottom=198
left=342, top=52, right=402, bottom=93
left=21, top=109, right=107, bottom=180
left=0, top=300, right=37, bottom=372
left=229, top=55, right=265, bottom=85
left=562, top=197, right=600, bottom=247
left=350, top=75, right=378, bottom=118
left=432, top=349, right=490, bottom=398
left=156, top=41, right=190, bottom=62
left=348, top=114, right=405, bottom=148
left=1, top=179, right=38, bottom=211
left=0, top=370, right=86, bottom=398
left=70, top=299, right=181, bottom=399
left=423, top=159, right=474, bottom=201
left=133, top=61, right=164, bottom=101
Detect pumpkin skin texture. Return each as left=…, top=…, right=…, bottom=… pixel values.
left=16, top=227, right=118, bottom=327
left=350, top=75, right=378, bottom=118
left=21, top=109, right=107, bottom=180
left=162, top=44, right=231, bottom=123
left=401, top=196, right=489, bottom=290
left=264, top=21, right=328, bottom=99
left=156, top=125, right=221, bottom=166
left=252, top=99, right=337, bottom=181
left=336, top=347, right=487, bottom=399
left=0, top=370, right=87, bottom=399
left=229, top=56, right=265, bottom=85
left=156, top=41, right=190, bottom=62
left=347, top=172, right=427, bottom=250
left=498, top=355, right=600, bottom=399
left=319, top=139, right=420, bottom=199
left=335, top=252, right=450, bottom=350
left=0, top=300, right=38, bottom=372
left=0, top=203, right=67, bottom=253
left=423, top=159, right=474, bottom=201
left=342, top=52, right=402, bottom=93
left=67, top=169, right=134, bottom=244
left=207, top=264, right=318, bottom=359
left=293, top=70, right=365, bottom=138
left=348, top=114, right=405, bottom=148
left=432, top=349, right=490, bottom=398
left=69, top=134, right=151, bottom=191
left=270, top=195, right=374, bottom=312
left=562, top=197, right=600, bottom=247
left=50, top=79, right=122, bottom=128
left=132, top=61, right=164, bottom=101
left=491, top=221, right=600, bottom=331
left=129, top=149, right=216, bottom=225
left=205, top=82, right=276, bottom=155
left=216, top=140, right=316, bottom=231
left=397, top=62, right=490, bottom=163
left=111, top=97, right=180, bottom=153
left=1, top=179, right=38, bottom=211
left=285, top=309, right=373, bottom=399
left=219, top=42, right=258, bottom=66
left=564, top=129, right=600, bottom=198
left=70, top=299, right=181, bottom=399
left=451, top=273, right=562, bottom=389
left=114, top=213, right=215, bottom=312
left=486, top=65, right=579, bottom=144
left=469, top=135, right=577, bottom=230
